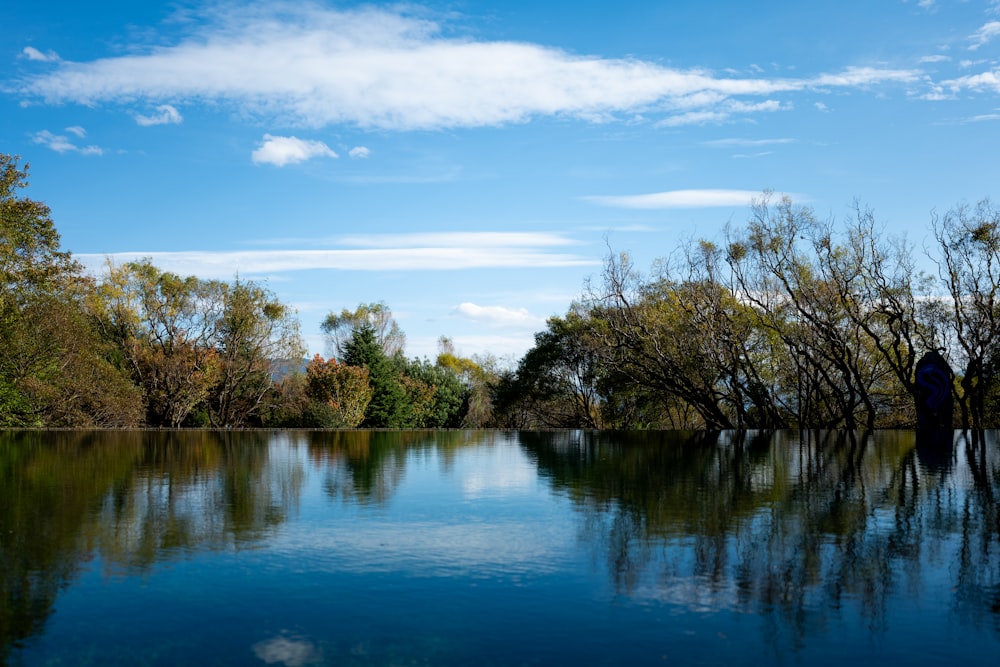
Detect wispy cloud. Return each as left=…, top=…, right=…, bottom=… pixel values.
left=703, top=138, right=795, bottom=147
left=134, top=104, right=183, bottom=126
left=75, top=232, right=597, bottom=279
left=950, top=111, right=1000, bottom=123
left=20, top=46, right=60, bottom=62
left=657, top=100, right=789, bottom=127
left=942, top=69, right=1000, bottom=93
left=348, top=146, right=370, bottom=159
left=453, top=303, right=547, bottom=328
left=969, top=21, right=1000, bottom=50
left=252, top=134, right=337, bottom=166
left=584, top=188, right=772, bottom=209
left=336, top=231, right=578, bottom=249
left=14, top=5, right=921, bottom=132
left=32, top=129, right=103, bottom=155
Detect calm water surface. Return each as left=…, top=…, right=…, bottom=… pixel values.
left=2, top=429, right=999, bottom=665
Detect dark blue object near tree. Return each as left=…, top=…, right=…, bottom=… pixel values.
left=915, top=350, right=953, bottom=429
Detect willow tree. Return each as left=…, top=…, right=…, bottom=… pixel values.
left=492, top=308, right=604, bottom=429
left=932, top=199, right=1000, bottom=430
left=305, top=354, right=372, bottom=427
left=814, top=203, right=939, bottom=427
left=94, top=261, right=303, bottom=427
left=726, top=195, right=894, bottom=429
left=322, top=301, right=406, bottom=360
left=585, top=250, right=749, bottom=429
left=94, top=260, right=225, bottom=427
left=0, top=155, right=141, bottom=427
left=209, top=279, right=304, bottom=427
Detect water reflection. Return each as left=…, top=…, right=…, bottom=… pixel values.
left=0, top=430, right=305, bottom=662
left=524, top=430, right=1000, bottom=650
left=2, top=429, right=1000, bottom=664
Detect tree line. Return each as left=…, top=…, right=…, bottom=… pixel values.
left=0, top=154, right=497, bottom=429
left=4, top=152, right=1000, bottom=429
left=493, top=194, right=1000, bottom=430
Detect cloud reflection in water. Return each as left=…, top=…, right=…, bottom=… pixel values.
left=252, top=635, right=321, bottom=666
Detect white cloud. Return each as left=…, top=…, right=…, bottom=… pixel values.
left=703, top=138, right=795, bottom=147
left=251, top=134, right=337, bottom=166
left=32, top=129, right=103, bottom=155
left=732, top=151, right=774, bottom=159
left=134, top=104, right=183, bottom=126
left=943, top=69, right=1000, bottom=93
left=20, top=46, right=60, bottom=62
left=348, top=146, right=370, bottom=158
left=453, top=303, right=547, bottom=328
left=969, top=21, right=1000, bottom=50
left=810, top=66, right=918, bottom=87
left=657, top=98, right=789, bottom=127
left=964, top=113, right=1000, bottom=122
left=74, top=231, right=598, bottom=278
left=16, top=5, right=921, bottom=132
left=336, top=231, right=577, bottom=248
left=584, top=188, right=769, bottom=209
left=65, top=125, right=86, bottom=138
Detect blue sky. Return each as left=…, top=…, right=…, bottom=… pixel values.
left=4, top=0, right=1000, bottom=362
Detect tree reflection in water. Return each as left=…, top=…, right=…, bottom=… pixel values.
left=0, top=430, right=306, bottom=661
left=2, top=429, right=999, bottom=663
left=302, top=430, right=492, bottom=505
left=522, top=430, right=1000, bottom=651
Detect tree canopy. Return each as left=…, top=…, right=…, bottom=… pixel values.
left=6, top=152, right=1000, bottom=430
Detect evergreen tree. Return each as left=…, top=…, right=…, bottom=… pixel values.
left=343, top=325, right=411, bottom=427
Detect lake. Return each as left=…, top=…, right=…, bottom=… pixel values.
left=2, top=429, right=999, bottom=665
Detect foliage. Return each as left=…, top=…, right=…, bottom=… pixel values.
left=322, top=301, right=406, bottom=359
left=93, top=260, right=303, bottom=427
left=306, top=354, right=373, bottom=427
left=931, top=199, right=1000, bottom=430
left=208, top=279, right=304, bottom=427
left=493, top=309, right=603, bottom=428
left=9, top=151, right=1000, bottom=430
left=0, top=155, right=141, bottom=427
left=436, top=337, right=498, bottom=427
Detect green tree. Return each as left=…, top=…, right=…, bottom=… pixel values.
left=585, top=250, right=749, bottom=429
left=726, top=195, right=891, bottom=429
left=493, top=309, right=603, bottom=428
left=436, top=337, right=498, bottom=427
left=401, top=357, right=467, bottom=428
left=94, top=260, right=223, bottom=427
left=208, top=279, right=304, bottom=427
left=932, top=199, right=1000, bottom=430
left=343, top=325, right=412, bottom=427
left=305, top=354, right=373, bottom=427
left=322, top=301, right=406, bottom=359
left=0, top=155, right=141, bottom=427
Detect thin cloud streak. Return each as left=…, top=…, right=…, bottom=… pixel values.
left=14, top=5, right=922, bottom=131
left=969, top=21, right=1000, bottom=50
left=32, top=129, right=103, bottom=155
left=453, top=302, right=547, bottom=328
left=336, top=231, right=579, bottom=248
left=76, top=246, right=598, bottom=279
left=584, top=188, right=775, bottom=209
left=703, top=138, right=796, bottom=147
